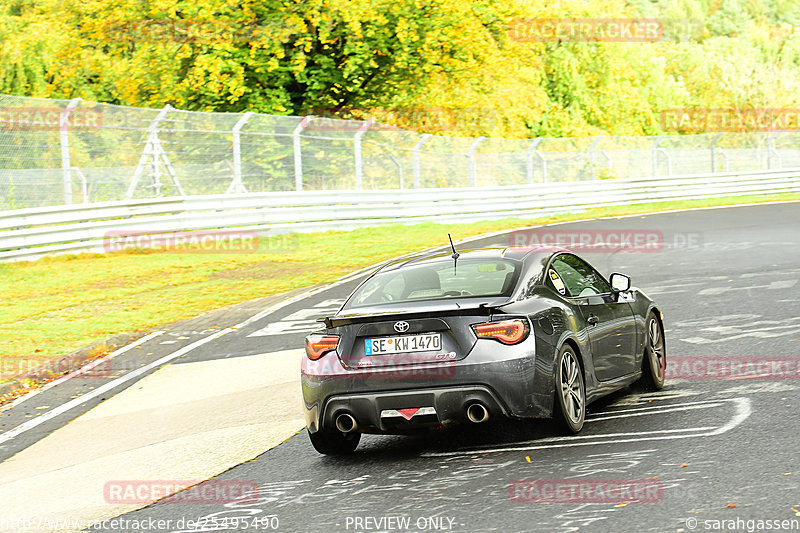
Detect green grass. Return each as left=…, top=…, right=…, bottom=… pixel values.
left=1, top=191, right=799, bottom=381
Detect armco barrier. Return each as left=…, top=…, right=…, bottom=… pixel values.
left=1, top=168, right=799, bottom=262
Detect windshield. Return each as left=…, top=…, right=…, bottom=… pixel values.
left=344, top=258, right=521, bottom=309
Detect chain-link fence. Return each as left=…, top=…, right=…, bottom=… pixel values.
left=1, top=94, right=798, bottom=210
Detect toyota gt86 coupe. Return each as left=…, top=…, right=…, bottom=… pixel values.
left=301, top=246, right=666, bottom=455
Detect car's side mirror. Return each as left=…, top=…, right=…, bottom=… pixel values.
left=610, top=273, right=631, bottom=292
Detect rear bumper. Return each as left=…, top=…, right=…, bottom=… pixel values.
left=302, top=336, right=556, bottom=434
left=318, top=385, right=507, bottom=434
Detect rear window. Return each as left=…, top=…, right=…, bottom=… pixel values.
left=344, top=258, right=520, bottom=308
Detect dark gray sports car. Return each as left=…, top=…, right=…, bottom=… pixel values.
left=301, top=246, right=666, bottom=455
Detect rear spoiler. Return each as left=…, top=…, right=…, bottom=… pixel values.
left=320, top=299, right=513, bottom=329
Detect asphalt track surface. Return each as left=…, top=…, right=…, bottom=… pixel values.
left=4, top=202, right=800, bottom=532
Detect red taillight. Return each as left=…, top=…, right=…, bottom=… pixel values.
left=305, top=334, right=340, bottom=360
left=472, top=319, right=529, bottom=345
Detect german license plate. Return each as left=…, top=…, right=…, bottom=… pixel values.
left=364, top=333, right=442, bottom=355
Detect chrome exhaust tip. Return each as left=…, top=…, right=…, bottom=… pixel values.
left=466, top=402, right=489, bottom=424
left=335, top=412, right=358, bottom=433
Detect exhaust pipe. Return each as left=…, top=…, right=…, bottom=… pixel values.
left=335, top=412, right=358, bottom=433
left=466, top=402, right=489, bottom=424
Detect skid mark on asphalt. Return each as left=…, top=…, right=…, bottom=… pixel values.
left=420, top=397, right=751, bottom=457
left=601, top=388, right=702, bottom=406
left=677, top=315, right=800, bottom=344
left=247, top=299, right=345, bottom=337
left=641, top=268, right=800, bottom=297
left=698, top=279, right=797, bottom=295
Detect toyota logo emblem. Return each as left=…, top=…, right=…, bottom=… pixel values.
left=394, top=321, right=410, bottom=333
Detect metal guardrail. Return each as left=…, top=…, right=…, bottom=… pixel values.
left=2, top=168, right=799, bottom=262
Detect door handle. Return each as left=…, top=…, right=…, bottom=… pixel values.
left=587, top=314, right=599, bottom=326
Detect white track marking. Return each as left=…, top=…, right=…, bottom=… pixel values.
left=0, top=331, right=227, bottom=445
left=586, top=401, right=725, bottom=422
left=421, top=397, right=751, bottom=457
left=247, top=300, right=344, bottom=337
left=699, top=280, right=797, bottom=295
left=587, top=398, right=712, bottom=417
left=0, top=331, right=165, bottom=413
left=424, top=427, right=717, bottom=458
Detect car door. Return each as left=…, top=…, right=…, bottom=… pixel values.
left=548, top=254, right=637, bottom=381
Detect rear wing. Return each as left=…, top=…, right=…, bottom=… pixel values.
left=320, top=299, right=513, bottom=329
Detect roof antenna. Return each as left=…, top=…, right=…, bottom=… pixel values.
left=448, top=233, right=459, bottom=275
left=448, top=233, right=459, bottom=260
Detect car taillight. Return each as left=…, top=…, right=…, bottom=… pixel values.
left=472, top=319, right=529, bottom=345
left=305, top=334, right=340, bottom=360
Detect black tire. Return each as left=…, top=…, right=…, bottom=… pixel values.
left=553, top=344, right=586, bottom=434
left=638, top=312, right=666, bottom=391
left=307, top=428, right=360, bottom=455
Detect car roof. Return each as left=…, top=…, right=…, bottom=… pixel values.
left=379, top=245, right=570, bottom=272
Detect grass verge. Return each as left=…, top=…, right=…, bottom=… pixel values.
left=2, top=192, right=799, bottom=384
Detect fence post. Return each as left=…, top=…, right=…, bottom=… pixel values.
left=767, top=132, right=782, bottom=169
left=72, top=167, right=89, bottom=203
left=413, top=133, right=432, bottom=188
left=526, top=138, right=543, bottom=184
left=467, top=136, right=486, bottom=187
left=354, top=120, right=373, bottom=189
left=60, top=98, right=82, bottom=204
left=229, top=111, right=254, bottom=194
left=718, top=147, right=730, bottom=172
left=293, top=116, right=312, bottom=192
left=651, top=135, right=664, bottom=177
left=127, top=105, right=173, bottom=199
left=388, top=154, right=404, bottom=189
left=589, top=135, right=606, bottom=178
left=710, top=132, right=723, bottom=173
